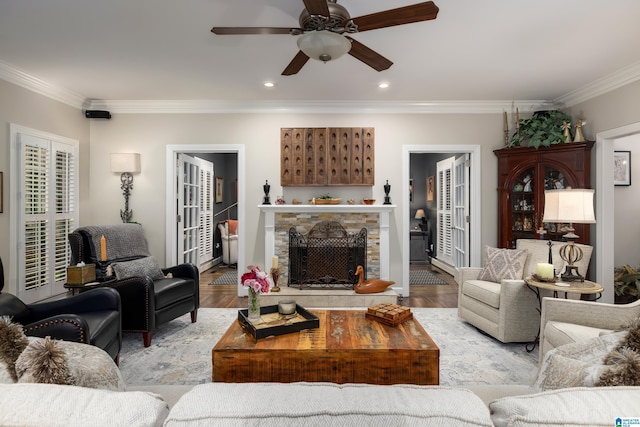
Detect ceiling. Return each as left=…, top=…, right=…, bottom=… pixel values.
left=1, top=0, right=640, bottom=109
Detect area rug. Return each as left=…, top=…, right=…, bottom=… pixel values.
left=118, top=308, right=538, bottom=387
left=209, top=271, right=237, bottom=285
left=410, top=270, right=447, bottom=285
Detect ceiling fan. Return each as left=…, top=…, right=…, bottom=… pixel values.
left=211, top=0, right=439, bottom=76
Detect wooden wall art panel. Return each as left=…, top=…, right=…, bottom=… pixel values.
left=281, top=127, right=374, bottom=186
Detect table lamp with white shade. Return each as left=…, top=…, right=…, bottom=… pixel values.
left=542, top=188, right=595, bottom=282
left=415, top=209, right=427, bottom=231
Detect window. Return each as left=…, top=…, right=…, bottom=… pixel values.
left=10, top=125, right=78, bottom=303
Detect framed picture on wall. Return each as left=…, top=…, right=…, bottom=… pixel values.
left=614, top=151, right=631, bottom=186
left=215, top=177, right=224, bottom=203
left=409, top=178, right=414, bottom=202
left=426, top=176, right=435, bottom=201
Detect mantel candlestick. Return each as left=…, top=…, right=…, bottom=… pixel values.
left=270, top=267, right=281, bottom=292
left=383, top=180, right=391, bottom=205
left=263, top=180, right=271, bottom=205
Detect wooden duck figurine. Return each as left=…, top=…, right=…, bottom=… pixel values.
left=354, top=265, right=395, bottom=294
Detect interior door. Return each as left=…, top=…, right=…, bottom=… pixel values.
left=177, top=154, right=200, bottom=265
left=453, top=154, right=470, bottom=269
left=197, top=157, right=214, bottom=268
left=436, top=156, right=455, bottom=267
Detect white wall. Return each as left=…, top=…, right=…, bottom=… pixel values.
left=87, top=113, right=503, bottom=283
left=568, top=78, right=640, bottom=301
left=0, top=79, right=90, bottom=295
left=614, top=133, right=640, bottom=267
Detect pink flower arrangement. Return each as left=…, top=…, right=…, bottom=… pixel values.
left=241, top=265, right=272, bottom=294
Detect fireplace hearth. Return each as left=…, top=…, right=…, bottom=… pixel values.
left=289, top=221, right=367, bottom=289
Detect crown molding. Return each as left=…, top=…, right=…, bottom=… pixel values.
left=87, top=99, right=554, bottom=115
left=0, top=60, right=87, bottom=109
left=555, top=60, right=640, bottom=107
left=4, top=56, right=639, bottom=114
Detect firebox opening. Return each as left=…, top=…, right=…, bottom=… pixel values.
left=288, top=220, right=367, bottom=289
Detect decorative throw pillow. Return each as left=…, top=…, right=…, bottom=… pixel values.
left=15, top=337, right=126, bottom=391
left=477, top=246, right=528, bottom=283
left=227, top=219, right=238, bottom=235
left=530, top=330, right=626, bottom=393
left=112, top=256, right=164, bottom=280
left=597, top=318, right=640, bottom=386
left=0, top=316, right=29, bottom=382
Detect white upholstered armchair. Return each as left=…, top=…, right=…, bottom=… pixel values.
left=218, top=221, right=238, bottom=265
left=539, top=297, right=640, bottom=363
left=457, top=239, right=593, bottom=343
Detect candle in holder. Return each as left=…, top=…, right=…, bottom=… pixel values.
left=536, top=263, right=554, bottom=280
left=272, top=256, right=278, bottom=269
left=100, top=235, right=107, bottom=262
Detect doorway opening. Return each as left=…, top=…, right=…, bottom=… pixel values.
left=595, top=122, right=640, bottom=303
left=402, top=145, right=481, bottom=297
left=165, top=144, right=245, bottom=294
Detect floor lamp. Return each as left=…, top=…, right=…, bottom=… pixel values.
left=542, top=188, right=596, bottom=282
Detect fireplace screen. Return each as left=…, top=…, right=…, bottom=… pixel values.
left=288, top=221, right=367, bottom=289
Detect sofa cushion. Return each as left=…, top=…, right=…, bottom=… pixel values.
left=112, top=256, right=165, bottom=280
left=0, top=383, right=169, bottom=427
left=462, top=279, right=501, bottom=309
left=478, top=246, right=528, bottom=283
left=16, top=336, right=126, bottom=391
left=165, top=382, right=494, bottom=427
left=490, top=386, right=640, bottom=427
left=543, top=321, right=613, bottom=351
left=530, top=331, right=625, bottom=393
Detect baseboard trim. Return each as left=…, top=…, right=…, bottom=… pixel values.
left=431, top=258, right=457, bottom=276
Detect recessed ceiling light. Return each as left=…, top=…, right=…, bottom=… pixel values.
left=264, top=81, right=275, bottom=88
left=378, top=82, right=389, bottom=89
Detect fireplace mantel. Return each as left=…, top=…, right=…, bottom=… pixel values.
left=259, top=204, right=396, bottom=214
left=259, top=204, right=396, bottom=282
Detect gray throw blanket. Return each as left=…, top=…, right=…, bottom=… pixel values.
left=77, top=224, right=151, bottom=261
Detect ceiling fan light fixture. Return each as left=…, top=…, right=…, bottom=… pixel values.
left=297, top=30, right=351, bottom=63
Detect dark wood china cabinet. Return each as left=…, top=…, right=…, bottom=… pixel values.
left=495, top=141, right=594, bottom=249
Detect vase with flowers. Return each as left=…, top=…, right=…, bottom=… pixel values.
left=241, top=265, right=272, bottom=321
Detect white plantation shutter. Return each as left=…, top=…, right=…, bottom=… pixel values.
left=198, top=161, right=214, bottom=265
left=437, top=157, right=455, bottom=266
left=15, top=130, right=78, bottom=302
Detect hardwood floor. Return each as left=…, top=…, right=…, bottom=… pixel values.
left=199, top=263, right=459, bottom=309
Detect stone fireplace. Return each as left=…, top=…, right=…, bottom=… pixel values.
left=260, top=204, right=395, bottom=287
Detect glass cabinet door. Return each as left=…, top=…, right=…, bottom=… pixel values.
left=510, top=167, right=536, bottom=243
left=541, top=166, right=570, bottom=241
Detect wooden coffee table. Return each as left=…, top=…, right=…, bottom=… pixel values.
left=212, top=309, right=439, bottom=385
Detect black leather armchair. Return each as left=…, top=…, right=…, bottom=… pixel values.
left=68, top=224, right=199, bottom=347
left=0, top=257, right=122, bottom=363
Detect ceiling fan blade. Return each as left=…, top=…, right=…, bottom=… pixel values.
left=303, top=0, right=330, bottom=17
left=211, top=27, right=297, bottom=35
left=346, top=37, right=393, bottom=72
left=282, top=51, right=310, bottom=76
left=350, top=1, right=439, bottom=32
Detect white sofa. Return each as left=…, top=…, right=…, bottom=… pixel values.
left=457, top=239, right=592, bottom=343
left=2, top=381, right=640, bottom=426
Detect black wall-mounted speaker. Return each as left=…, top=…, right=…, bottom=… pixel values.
left=84, top=110, right=112, bottom=119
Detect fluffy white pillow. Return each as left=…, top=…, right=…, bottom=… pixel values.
left=15, top=337, right=125, bottom=391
